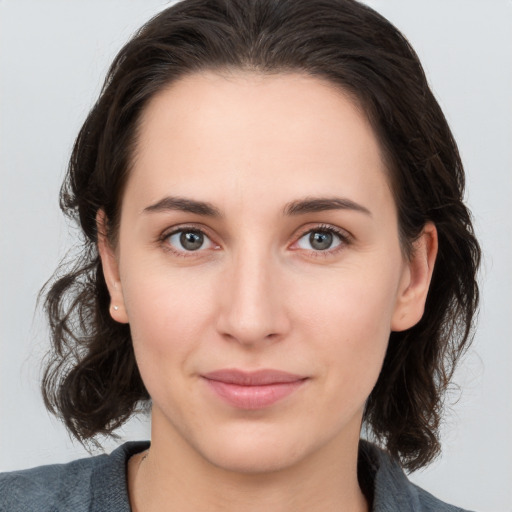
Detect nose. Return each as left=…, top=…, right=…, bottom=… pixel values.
left=215, top=246, right=291, bottom=346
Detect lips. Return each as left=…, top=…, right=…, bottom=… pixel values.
left=202, top=369, right=308, bottom=410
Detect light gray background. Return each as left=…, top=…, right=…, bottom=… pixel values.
left=1, top=1, right=510, bottom=511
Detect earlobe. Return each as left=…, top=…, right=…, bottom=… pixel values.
left=96, top=210, right=129, bottom=324
left=391, top=222, right=438, bottom=332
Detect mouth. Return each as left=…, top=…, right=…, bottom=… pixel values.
left=201, top=369, right=309, bottom=410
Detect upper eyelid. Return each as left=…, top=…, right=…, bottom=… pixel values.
left=158, top=224, right=217, bottom=252
left=295, top=223, right=352, bottom=241
left=159, top=226, right=218, bottom=257
left=160, top=222, right=349, bottom=236
left=161, top=223, right=214, bottom=239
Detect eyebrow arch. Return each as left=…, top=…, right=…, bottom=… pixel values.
left=143, top=196, right=222, bottom=217
left=283, top=197, right=372, bottom=217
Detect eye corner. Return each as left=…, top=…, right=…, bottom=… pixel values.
left=158, top=224, right=220, bottom=257
left=290, top=223, right=352, bottom=257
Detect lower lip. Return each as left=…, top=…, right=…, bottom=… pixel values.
left=203, top=379, right=307, bottom=410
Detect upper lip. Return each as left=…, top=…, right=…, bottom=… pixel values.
left=202, top=369, right=307, bottom=386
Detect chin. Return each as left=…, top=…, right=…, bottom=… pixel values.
left=193, top=425, right=320, bottom=475
left=206, top=444, right=303, bottom=475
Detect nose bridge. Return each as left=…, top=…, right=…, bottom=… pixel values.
left=217, top=239, right=288, bottom=345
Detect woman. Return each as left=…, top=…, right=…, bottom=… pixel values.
left=0, top=0, right=481, bottom=510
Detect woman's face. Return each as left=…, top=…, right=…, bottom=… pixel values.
left=100, top=71, right=434, bottom=473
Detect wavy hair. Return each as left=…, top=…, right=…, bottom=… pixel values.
left=41, top=0, right=480, bottom=471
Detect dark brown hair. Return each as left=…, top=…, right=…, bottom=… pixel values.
left=41, top=0, right=480, bottom=471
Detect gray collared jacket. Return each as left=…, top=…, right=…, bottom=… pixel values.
left=0, top=440, right=474, bottom=511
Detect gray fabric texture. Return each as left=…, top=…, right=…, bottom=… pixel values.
left=0, top=440, right=474, bottom=511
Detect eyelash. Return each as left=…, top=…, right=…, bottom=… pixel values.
left=158, top=223, right=352, bottom=258
left=293, top=224, right=352, bottom=258
left=158, top=224, right=218, bottom=258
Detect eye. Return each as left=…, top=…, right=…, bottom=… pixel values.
left=165, top=228, right=215, bottom=253
left=295, top=227, right=344, bottom=252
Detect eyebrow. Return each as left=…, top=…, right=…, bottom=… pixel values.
left=143, top=195, right=371, bottom=218
left=283, top=197, right=372, bottom=217
left=143, top=196, right=222, bottom=217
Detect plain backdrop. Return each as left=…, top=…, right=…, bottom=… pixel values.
left=1, top=1, right=511, bottom=511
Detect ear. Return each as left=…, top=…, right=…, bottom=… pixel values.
left=96, top=209, right=129, bottom=324
left=391, top=222, right=438, bottom=332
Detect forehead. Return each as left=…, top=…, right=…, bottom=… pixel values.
left=127, top=71, right=392, bottom=214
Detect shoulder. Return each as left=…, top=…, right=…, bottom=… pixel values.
left=359, top=440, right=476, bottom=512
left=410, top=483, right=475, bottom=512
left=0, top=441, right=149, bottom=512
left=0, top=454, right=99, bottom=512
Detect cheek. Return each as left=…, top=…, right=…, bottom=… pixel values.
left=120, top=268, right=215, bottom=385
left=294, top=269, right=398, bottom=394
left=297, top=267, right=398, bottom=340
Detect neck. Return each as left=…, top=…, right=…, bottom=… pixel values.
left=128, top=410, right=368, bottom=512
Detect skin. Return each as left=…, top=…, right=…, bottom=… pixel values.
left=98, top=71, right=437, bottom=512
